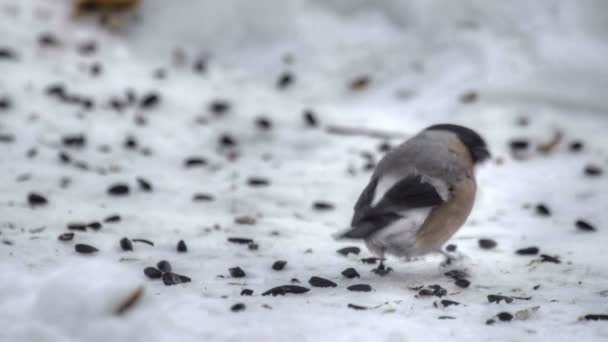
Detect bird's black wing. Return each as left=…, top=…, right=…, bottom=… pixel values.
left=341, top=174, right=445, bottom=239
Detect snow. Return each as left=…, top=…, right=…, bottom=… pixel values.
left=1, top=0, right=608, bottom=341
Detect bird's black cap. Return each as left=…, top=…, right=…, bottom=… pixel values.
left=426, top=124, right=491, bottom=163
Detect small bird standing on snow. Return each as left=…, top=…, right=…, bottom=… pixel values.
left=336, top=124, right=490, bottom=272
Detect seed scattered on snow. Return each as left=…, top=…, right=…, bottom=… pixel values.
left=347, top=284, right=372, bottom=292
left=107, top=183, right=130, bottom=196
left=444, top=270, right=469, bottom=280
left=157, top=260, right=172, bottom=273
left=132, top=238, right=154, bottom=246
left=88, top=221, right=102, bottom=230
left=337, top=246, right=360, bottom=256
left=75, top=243, right=98, bottom=254
left=104, top=214, right=121, bottom=223
left=184, top=157, right=207, bottom=167
left=248, top=243, right=259, bottom=251
left=347, top=303, right=369, bottom=310
left=459, top=90, right=478, bottom=103
left=539, top=254, right=561, bottom=264
left=313, top=201, right=335, bottom=211
left=241, top=289, right=254, bottom=296
left=372, top=266, right=393, bottom=276
left=509, top=139, right=529, bottom=151
left=516, top=246, right=539, bottom=255
left=497, top=312, right=513, bottom=322
left=231, top=303, right=246, bottom=312
left=535, top=203, right=551, bottom=216
left=67, top=222, right=87, bottom=231
left=581, top=314, right=608, bottom=321
left=229, top=267, right=246, bottom=278
left=120, top=237, right=133, bottom=251
left=569, top=140, right=584, bottom=152
left=58, top=232, right=74, bottom=241
left=139, top=92, right=160, bottom=109
left=438, top=316, right=456, bottom=320
left=576, top=219, right=596, bottom=232
left=454, top=279, right=471, bottom=288
left=361, top=257, right=379, bottom=264
left=488, top=294, right=514, bottom=304
left=28, top=193, right=48, bottom=206
left=62, top=134, right=86, bottom=148
left=219, top=133, right=237, bottom=148
left=136, top=177, right=153, bottom=192
left=303, top=109, right=318, bottom=127
left=272, top=260, right=287, bottom=271
left=277, top=71, right=294, bottom=89
left=255, top=116, right=272, bottom=130
left=209, top=99, right=231, bottom=115
left=350, top=75, right=371, bottom=90
left=234, top=216, right=256, bottom=225
left=478, top=238, right=497, bottom=249
left=440, top=300, right=460, bottom=307
left=247, top=177, right=270, bottom=187
left=227, top=237, right=254, bottom=244
left=144, top=267, right=162, bottom=279
left=584, top=164, right=603, bottom=176
left=418, top=285, right=447, bottom=297
left=309, top=276, right=337, bottom=288
left=341, top=268, right=360, bottom=279
left=162, top=272, right=191, bottom=286
left=177, top=240, right=187, bottom=252
left=445, top=244, right=457, bottom=252
left=192, top=193, right=214, bottom=202
left=262, top=285, right=310, bottom=296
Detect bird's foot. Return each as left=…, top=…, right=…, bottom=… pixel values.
left=372, top=258, right=393, bottom=276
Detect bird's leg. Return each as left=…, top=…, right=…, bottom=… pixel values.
left=372, top=250, right=392, bottom=276
left=439, top=250, right=456, bottom=268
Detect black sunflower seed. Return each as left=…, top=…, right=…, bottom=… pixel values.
left=272, top=260, right=287, bottom=271
left=445, top=244, right=457, bottom=252
left=88, top=221, right=102, bottom=230
left=75, top=243, right=98, bottom=254
left=575, top=219, right=596, bottom=232
left=261, top=285, right=310, bottom=296
left=497, top=312, right=513, bottom=322
left=347, top=303, right=369, bottom=310
left=487, top=295, right=513, bottom=304
left=231, top=303, right=246, bottom=312
left=255, top=116, right=272, bottom=130
left=516, top=246, right=539, bottom=255
left=303, top=109, right=318, bottom=127
left=584, top=164, right=603, bottom=176
left=162, top=272, right=190, bottom=286
left=107, top=184, right=130, bottom=196
left=144, top=267, right=162, bottom=279
left=139, top=92, right=160, bottom=109
left=120, top=237, right=133, bottom=251
left=454, top=279, right=471, bottom=288
left=337, top=246, right=360, bottom=256
left=28, top=193, right=48, bottom=206
left=539, top=254, right=561, bottom=264
left=347, top=284, right=372, bottom=292
left=229, top=267, right=246, bottom=278
left=569, top=140, right=584, bottom=152
left=157, top=260, right=172, bottom=273
left=240, top=289, right=253, bottom=296
left=67, top=222, right=87, bottom=231
left=177, top=240, right=187, bottom=252
left=136, top=177, right=152, bottom=192
left=313, top=201, right=334, bottom=211
left=308, top=276, right=337, bottom=288
left=247, top=177, right=269, bottom=187
left=441, top=300, right=460, bottom=307
left=535, top=203, right=551, bottom=216
left=184, top=157, right=207, bottom=167
left=192, top=193, right=214, bottom=202
left=58, top=232, right=74, bottom=241
left=209, top=100, right=231, bottom=115
left=341, top=268, right=360, bottom=279
left=104, top=214, right=121, bottom=223
left=582, top=314, right=608, bottom=321
left=478, top=238, right=497, bottom=249
left=277, top=72, right=294, bottom=89
left=227, top=237, right=254, bottom=244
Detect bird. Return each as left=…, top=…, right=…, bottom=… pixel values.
left=335, top=124, right=490, bottom=272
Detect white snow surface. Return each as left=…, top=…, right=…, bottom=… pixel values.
left=1, top=1, right=608, bottom=341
